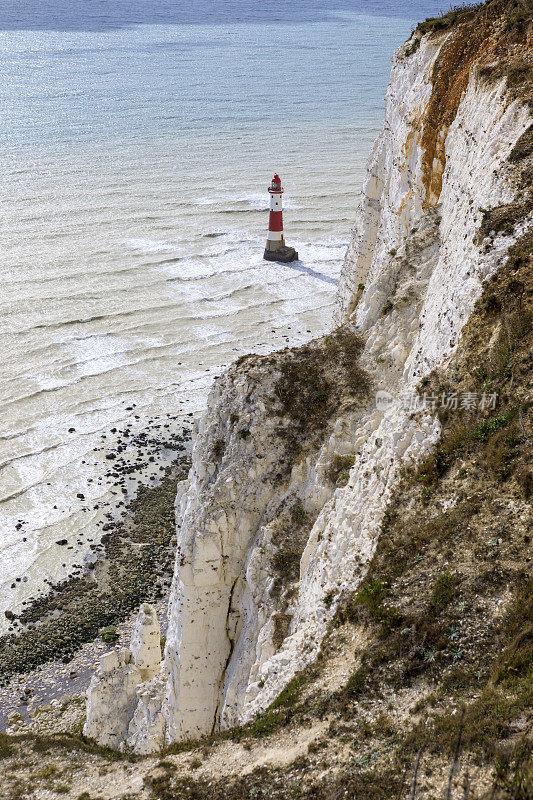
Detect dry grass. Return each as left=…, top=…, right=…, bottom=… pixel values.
left=326, top=453, right=356, bottom=486
left=272, top=327, right=368, bottom=477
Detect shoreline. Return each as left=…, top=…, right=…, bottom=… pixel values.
left=1, top=412, right=195, bottom=631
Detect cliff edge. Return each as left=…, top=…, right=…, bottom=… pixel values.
left=75, top=3, right=532, bottom=796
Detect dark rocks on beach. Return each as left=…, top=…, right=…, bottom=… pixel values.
left=55, top=539, right=68, bottom=546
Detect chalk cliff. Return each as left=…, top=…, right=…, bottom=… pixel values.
left=85, top=1, right=532, bottom=754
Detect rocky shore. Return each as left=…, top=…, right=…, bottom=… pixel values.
left=0, top=417, right=193, bottom=732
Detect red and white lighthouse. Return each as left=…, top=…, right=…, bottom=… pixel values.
left=263, top=174, right=298, bottom=263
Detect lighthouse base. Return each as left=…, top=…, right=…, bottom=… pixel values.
left=263, top=246, right=298, bottom=264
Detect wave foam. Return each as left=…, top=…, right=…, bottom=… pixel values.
left=193, top=192, right=302, bottom=212
left=124, top=238, right=183, bottom=254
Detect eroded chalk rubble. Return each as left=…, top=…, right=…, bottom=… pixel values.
left=85, top=21, right=532, bottom=752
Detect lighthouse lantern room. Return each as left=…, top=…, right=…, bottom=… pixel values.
left=263, top=174, right=298, bottom=263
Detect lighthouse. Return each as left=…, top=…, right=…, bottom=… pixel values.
left=264, top=174, right=298, bottom=263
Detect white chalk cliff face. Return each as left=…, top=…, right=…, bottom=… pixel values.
left=85, top=28, right=532, bottom=752
left=84, top=604, right=161, bottom=749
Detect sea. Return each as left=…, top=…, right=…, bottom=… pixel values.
left=0, top=0, right=445, bottom=628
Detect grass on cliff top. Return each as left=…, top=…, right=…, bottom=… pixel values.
left=417, top=0, right=533, bottom=36
left=324, top=542, right=533, bottom=781
left=416, top=2, right=487, bottom=34
left=273, top=326, right=367, bottom=430
left=265, top=325, right=369, bottom=482
left=412, top=582, right=532, bottom=752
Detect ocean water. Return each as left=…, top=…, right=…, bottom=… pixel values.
left=0, top=0, right=444, bottom=627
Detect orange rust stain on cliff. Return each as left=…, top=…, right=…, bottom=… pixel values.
left=418, top=0, right=533, bottom=210
left=398, top=112, right=424, bottom=227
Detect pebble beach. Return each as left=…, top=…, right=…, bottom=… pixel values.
left=0, top=423, right=192, bottom=734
